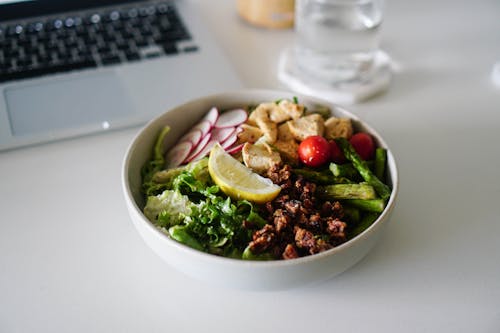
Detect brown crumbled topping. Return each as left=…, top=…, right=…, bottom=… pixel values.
left=247, top=164, right=349, bottom=260
left=282, top=244, right=299, bottom=259
left=248, top=224, right=276, bottom=254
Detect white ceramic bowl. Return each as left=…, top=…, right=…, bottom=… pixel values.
left=122, top=89, right=398, bottom=290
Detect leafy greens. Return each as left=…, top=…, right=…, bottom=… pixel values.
left=142, top=127, right=266, bottom=258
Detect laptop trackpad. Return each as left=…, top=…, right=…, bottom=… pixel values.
left=5, top=72, right=136, bottom=137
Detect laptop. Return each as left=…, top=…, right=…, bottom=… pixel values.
left=0, top=0, right=242, bottom=151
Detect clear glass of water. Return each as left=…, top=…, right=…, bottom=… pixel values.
left=278, top=0, right=391, bottom=103
left=295, top=0, right=384, bottom=83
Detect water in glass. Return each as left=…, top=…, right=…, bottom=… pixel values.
left=294, top=0, right=384, bottom=83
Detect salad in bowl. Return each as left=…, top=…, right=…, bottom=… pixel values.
left=122, top=90, right=398, bottom=289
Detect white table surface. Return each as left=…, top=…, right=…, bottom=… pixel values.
left=2, top=1, right=500, bottom=332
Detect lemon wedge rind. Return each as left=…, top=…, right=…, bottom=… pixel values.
left=208, top=144, right=281, bottom=204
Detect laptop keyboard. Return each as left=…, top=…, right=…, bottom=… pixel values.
left=0, top=2, right=198, bottom=83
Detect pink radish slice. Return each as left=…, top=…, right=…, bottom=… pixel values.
left=191, top=120, right=212, bottom=138
left=178, top=129, right=202, bottom=146
left=220, top=131, right=238, bottom=149
left=187, top=139, right=217, bottom=163
left=214, top=109, right=248, bottom=128
left=165, top=141, right=193, bottom=168
left=201, top=107, right=219, bottom=126
left=225, top=143, right=244, bottom=155
left=211, top=127, right=235, bottom=143
left=184, top=132, right=211, bottom=163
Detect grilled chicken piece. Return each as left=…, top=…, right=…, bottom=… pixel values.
left=277, top=122, right=294, bottom=141
left=273, top=139, right=299, bottom=165
left=287, top=113, right=325, bottom=141
left=242, top=142, right=282, bottom=174
left=247, top=103, right=278, bottom=143
left=278, top=100, right=304, bottom=120
left=324, top=117, right=353, bottom=139
left=237, top=124, right=263, bottom=144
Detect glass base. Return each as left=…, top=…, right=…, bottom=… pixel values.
left=278, top=47, right=393, bottom=105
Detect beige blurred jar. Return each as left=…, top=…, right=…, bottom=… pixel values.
left=237, top=0, right=295, bottom=29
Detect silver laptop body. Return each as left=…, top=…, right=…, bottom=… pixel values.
left=0, top=0, right=242, bottom=151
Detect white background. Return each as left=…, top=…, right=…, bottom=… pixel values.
left=1, top=0, right=500, bottom=332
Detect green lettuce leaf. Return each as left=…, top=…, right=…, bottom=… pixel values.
left=144, top=190, right=192, bottom=227
left=141, top=142, right=268, bottom=258
left=141, top=126, right=171, bottom=196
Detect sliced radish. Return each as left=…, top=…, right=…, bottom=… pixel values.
left=225, top=143, right=244, bottom=155
left=220, top=131, right=238, bottom=149
left=184, top=132, right=211, bottom=163
left=165, top=141, right=193, bottom=168
left=211, top=127, right=235, bottom=143
left=191, top=120, right=212, bottom=138
left=201, top=107, right=219, bottom=126
left=187, top=139, right=217, bottom=163
left=178, top=129, right=202, bottom=146
left=214, top=109, right=248, bottom=128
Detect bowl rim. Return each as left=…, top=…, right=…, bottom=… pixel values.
left=122, top=88, right=399, bottom=267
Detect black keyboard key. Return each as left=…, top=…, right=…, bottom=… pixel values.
left=156, top=3, right=171, bottom=15
left=169, top=29, right=190, bottom=42
left=16, top=57, right=35, bottom=68
left=107, top=10, right=121, bottom=22
left=56, top=48, right=72, bottom=61
left=139, top=27, right=154, bottom=37
left=116, top=40, right=132, bottom=50
left=27, top=22, right=44, bottom=34
left=138, top=7, right=150, bottom=17
left=103, top=30, right=119, bottom=43
left=4, top=48, right=20, bottom=59
left=64, top=35, right=79, bottom=48
left=87, top=13, right=102, bottom=25
left=96, top=44, right=111, bottom=54
left=125, top=51, right=140, bottom=61
left=137, top=40, right=150, bottom=48
left=101, top=54, right=121, bottom=66
left=110, top=20, right=124, bottom=31
left=81, top=32, right=98, bottom=45
left=162, top=43, right=177, bottom=55
left=53, top=58, right=97, bottom=73
left=7, top=24, right=24, bottom=36
left=183, top=45, right=199, bottom=53
left=34, top=33, right=50, bottom=44
left=125, top=8, right=139, bottom=19
left=0, top=68, right=44, bottom=83
left=64, top=17, right=79, bottom=29
left=0, top=58, right=93, bottom=83
left=145, top=52, right=160, bottom=59
left=35, top=53, right=52, bottom=65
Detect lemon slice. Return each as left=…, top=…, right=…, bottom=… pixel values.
left=208, top=143, right=281, bottom=204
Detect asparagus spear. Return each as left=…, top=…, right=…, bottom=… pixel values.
left=374, top=148, right=387, bottom=181
left=342, top=206, right=361, bottom=224
left=329, top=162, right=362, bottom=180
left=341, top=199, right=386, bottom=213
left=319, top=183, right=377, bottom=200
left=350, top=212, right=380, bottom=238
left=336, top=138, right=391, bottom=200
left=293, top=168, right=352, bottom=184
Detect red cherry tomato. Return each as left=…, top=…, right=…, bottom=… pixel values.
left=329, top=140, right=346, bottom=164
left=298, top=136, right=331, bottom=167
left=349, top=132, right=375, bottom=160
